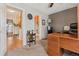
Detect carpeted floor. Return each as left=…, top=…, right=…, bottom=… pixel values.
left=40, top=39, right=47, bottom=51
left=6, top=40, right=48, bottom=56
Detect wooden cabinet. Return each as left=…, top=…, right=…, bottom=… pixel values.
left=47, top=33, right=78, bottom=56
left=47, top=34, right=61, bottom=56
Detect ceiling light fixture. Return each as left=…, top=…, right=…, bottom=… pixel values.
left=49, top=3, right=54, bottom=8
left=7, top=9, right=15, bottom=13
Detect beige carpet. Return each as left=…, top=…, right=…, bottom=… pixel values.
left=6, top=40, right=48, bottom=56
left=40, top=39, right=47, bottom=51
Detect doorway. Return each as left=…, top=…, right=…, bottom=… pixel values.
left=6, top=6, right=23, bottom=52
left=34, top=16, right=40, bottom=40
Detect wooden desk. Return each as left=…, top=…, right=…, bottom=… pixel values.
left=47, top=33, right=79, bottom=56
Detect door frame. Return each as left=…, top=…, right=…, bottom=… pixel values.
left=6, top=5, right=23, bottom=52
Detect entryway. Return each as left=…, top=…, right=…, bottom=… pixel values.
left=6, top=6, right=23, bottom=52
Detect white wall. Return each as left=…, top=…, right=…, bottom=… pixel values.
left=0, top=4, right=7, bottom=56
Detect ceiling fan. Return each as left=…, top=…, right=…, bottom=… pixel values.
left=49, top=3, right=54, bottom=8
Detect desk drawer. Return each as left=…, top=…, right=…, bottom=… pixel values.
left=60, top=37, right=79, bottom=53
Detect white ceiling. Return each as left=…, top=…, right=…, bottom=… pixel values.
left=7, top=3, right=78, bottom=15
left=24, top=3, right=77, bottom=15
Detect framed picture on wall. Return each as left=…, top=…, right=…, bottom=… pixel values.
left=42, top=19, right=45, bottom=25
